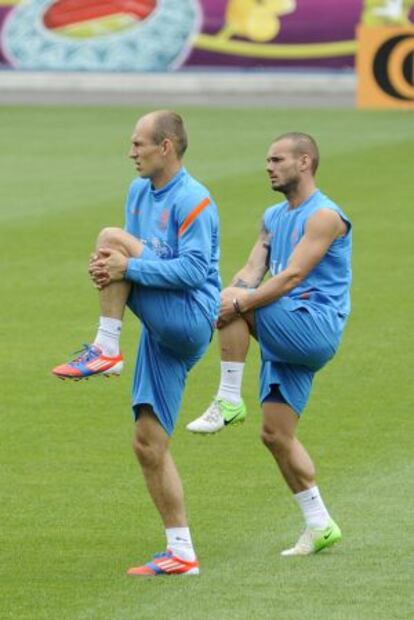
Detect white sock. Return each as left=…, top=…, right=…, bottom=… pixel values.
left=216, top=361, right=245, bottom=404
left=165, top=527, right=196, bottom=561
left=294, top=486, right=331, bottom=529
left=94, top=316, right=122, bottom=357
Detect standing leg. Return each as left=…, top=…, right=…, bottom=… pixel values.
left=133, top=407, right=189, bottom=528
left=261, top=401, right=341, bottom=556
left=128, top=407, right=199, bottom=576
left=261, top=401, right=315, bottom=493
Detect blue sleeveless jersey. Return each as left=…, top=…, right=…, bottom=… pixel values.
left=263, top=189, right=352, bottom=323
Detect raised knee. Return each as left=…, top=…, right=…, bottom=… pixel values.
left=96, top=226, right=124, bottom=248
left=133, top=434, right=161, bottom=469
left=261, top=426, right=290, bottom=455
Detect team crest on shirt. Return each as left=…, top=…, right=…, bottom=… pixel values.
left=291, top=227, right=300, bottom=245
left=158, top=208, right=170, bottom=231
left=144, top=237, right=173, bottom=259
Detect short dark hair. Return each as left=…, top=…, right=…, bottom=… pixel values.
left=273, top=132, right=320, bottom=174
left=151, top=111, right=188, bottom=158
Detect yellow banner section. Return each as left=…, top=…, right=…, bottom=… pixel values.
left=357, top=25, right=414, bottom=109
left=195, top=34, right=356, bottom=59
left=0, top=1, right=21, bottom=5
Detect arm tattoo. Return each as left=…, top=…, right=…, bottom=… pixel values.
left=264, top=243, right=270, bottom=268
left=260, top=238, right=271, bottom=269
left=230, top=224, right=271, bottom=288
left=260, top=224, right=271, bottom=254
left=231, top=278, right=250, bottom=288
left=232, top=275, right=263, bottom=288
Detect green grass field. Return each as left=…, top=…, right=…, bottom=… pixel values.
left=1, top=106, right=413, bottom=620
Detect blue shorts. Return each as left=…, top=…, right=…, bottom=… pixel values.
left=256, top=297, right=341, bottom=414
left=127, top=285, right=213, bottom=435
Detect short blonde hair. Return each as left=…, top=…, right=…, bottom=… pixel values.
left=151, top=111, right=188, bottom=158
left=273, top=132, right=319, bottom=174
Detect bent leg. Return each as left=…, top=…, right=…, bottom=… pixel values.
left=52, top=227, right=145, bottom=378
left=94, top=227, right=144, bottom=320
left=219, top=315, right=252, bottom=362
left=186, top=313, right=254, bottom=433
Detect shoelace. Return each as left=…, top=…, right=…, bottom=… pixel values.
left=71, top=344, right=99, bottom=364
left=152, top=551, right=173, bottom=560
left=294, top=529, right=317, bottom=552
left=203, top=401, right=222, bottom=423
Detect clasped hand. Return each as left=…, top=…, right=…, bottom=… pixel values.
left=217, top=287, right=250, bottom=328
left=89, top=248, right=128, bottom=290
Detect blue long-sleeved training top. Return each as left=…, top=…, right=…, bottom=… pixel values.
left=124, top=167, right=221, bottom=322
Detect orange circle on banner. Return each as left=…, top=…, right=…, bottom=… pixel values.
left=388, top=38, right=414, bottom=99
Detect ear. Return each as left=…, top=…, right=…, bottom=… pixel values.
left=160, top=138, right=174, bottom=156
left=299, top=153, right=311, bottom=172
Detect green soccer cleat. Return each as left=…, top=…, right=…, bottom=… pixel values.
left=281, top=520, right=342, bottom=556
left=186, top=398, right=247, bottom=433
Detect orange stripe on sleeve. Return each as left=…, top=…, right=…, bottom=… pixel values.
left=178, top=197, right=211, bottom=237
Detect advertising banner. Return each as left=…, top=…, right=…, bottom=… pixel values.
left=357, top=24, right=414, bottom=108
left=0, top=0, right=413, bottom=72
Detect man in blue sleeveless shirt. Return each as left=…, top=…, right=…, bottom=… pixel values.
left=52, top=111, right=221, bottom=575
left=188, top=133, right=352, bottom=556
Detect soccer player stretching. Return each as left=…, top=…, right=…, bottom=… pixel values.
left=187, top=133, right=352, bottom=556
left=53, top=111, right=220, bottom=575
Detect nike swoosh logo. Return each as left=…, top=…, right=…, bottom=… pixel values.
left=323, top=529, right=333, bottom=540
left=224, top=413, right=240, bottom=425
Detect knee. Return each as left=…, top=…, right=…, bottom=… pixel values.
left=133, top=433, right=163, bottom=470
left=260, top=426, right=291, bottom=456
left=96, top=226, right=124, bottom=249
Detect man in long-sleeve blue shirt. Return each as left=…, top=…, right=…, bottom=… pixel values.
left=53, top=111, right=220, bottom=576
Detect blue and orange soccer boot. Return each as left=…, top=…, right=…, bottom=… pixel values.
left=52, top=344, right=124, bottom=380
left=127, top=551, right=200, bottom=577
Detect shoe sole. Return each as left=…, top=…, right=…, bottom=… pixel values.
left=128, top=567, right=200, bottom=577
left=187, top=418, right=246, bottom=435
left=53, top=361, right=124, bottom=381
left=281, top=533, right=342, bottom=557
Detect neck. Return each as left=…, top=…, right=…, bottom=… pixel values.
left=151, top=162, right=182, bottom=189
left=285, top=179, right=317, bottom=209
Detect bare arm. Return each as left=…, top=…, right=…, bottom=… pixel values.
left=243, top=208, right=347, bottom=310
left=229, top=225, right=271, bottom=288
left=220, top=209, right=347, bottom=321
